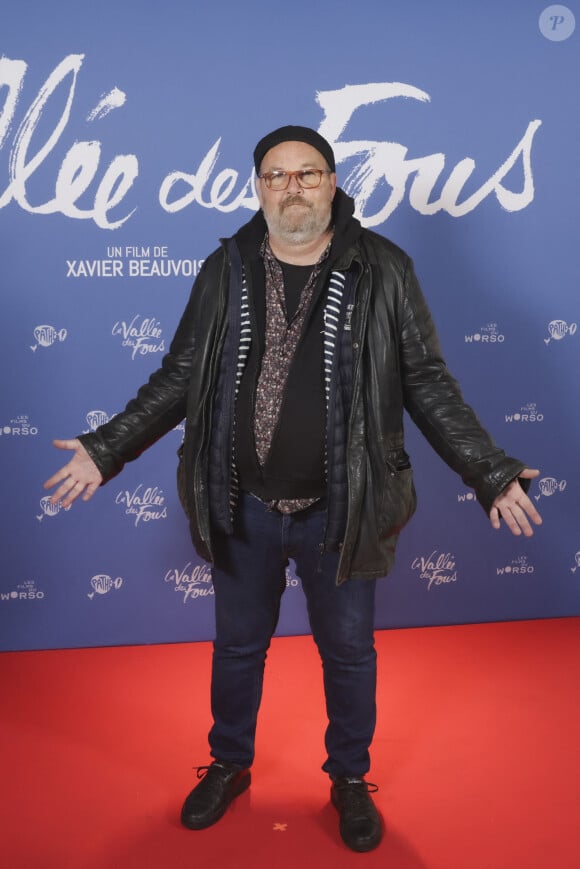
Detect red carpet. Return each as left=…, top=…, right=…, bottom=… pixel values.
left=1, top=618, right=579, bottom=868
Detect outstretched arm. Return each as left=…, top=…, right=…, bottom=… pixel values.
left=489, top=468, right=542, bottom=537
left=44, top=439, right=103, bottom=508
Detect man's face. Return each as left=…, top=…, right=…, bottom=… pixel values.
left=256, top=140, right=337, bottom=245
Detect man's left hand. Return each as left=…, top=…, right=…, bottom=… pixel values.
left=489, top=468, right=542, bottom=537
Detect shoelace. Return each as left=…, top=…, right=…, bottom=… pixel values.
left=340, top=778, right=379, bottom=794
left=194, top=762, right=236, bottom=780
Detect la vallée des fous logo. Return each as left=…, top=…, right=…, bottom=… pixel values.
left=111, top=314, right=165, bottom=360
left=115, top=483, right=168, bottom=526
left=411, top=550, right=458, bottom=591
left=164, top=562, right=214, bottom=603
left=1, top=56, right=543, bottom=229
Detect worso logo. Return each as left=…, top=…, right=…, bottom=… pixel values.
left=570, top=552, right=580, bottom=574
left=504, top=402, right=544, bottom=424
left=0, top=415, right=38, bottom=437
left=411, top=550, right=458, bottom=591
left=164, top=562, right=214, bottom=603
left=285, top=566, right=300, bottom=589
left=544, top=320, right=577, bottom=345
left=497, top=555, right=535, bottom=576
left=1, top=579, right=45, bottom=602
left=88, top=574, right=123, bottom=600
left=464, top=323, right=505, bottom=344
left=30, top=324, right=67, bottom=352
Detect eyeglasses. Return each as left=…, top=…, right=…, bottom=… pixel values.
left=257, top=169, right=333, bottom=191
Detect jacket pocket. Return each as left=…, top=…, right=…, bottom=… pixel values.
left=378, top=448, right=416, bottom=536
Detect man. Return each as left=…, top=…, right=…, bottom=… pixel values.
left=44, top=126, right=542, bottom=853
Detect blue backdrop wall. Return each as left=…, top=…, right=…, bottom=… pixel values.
left=1, top=1, right=579, bottom=651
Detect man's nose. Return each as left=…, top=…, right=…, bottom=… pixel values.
left=286, top=173, right=303, bottom=192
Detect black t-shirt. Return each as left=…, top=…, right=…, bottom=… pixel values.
left=234, top=259, right=328, bottom=500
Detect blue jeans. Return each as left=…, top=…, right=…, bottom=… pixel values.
left=209, top=492, right=377, bottom=778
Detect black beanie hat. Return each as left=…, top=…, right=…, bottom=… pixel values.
left=253, top=125, right=336, bottom=173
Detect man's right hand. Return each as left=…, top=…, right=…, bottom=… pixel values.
left=44, top=439, right=103, bottom=508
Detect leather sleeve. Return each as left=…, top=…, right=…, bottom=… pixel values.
left=399, top=257, right=528, bottom=513
left=78, top=251, right=223, bottom=484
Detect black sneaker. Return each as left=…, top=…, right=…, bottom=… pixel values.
left=181, top=761, right=251, bottom=830
left=330, top=777, right=383, bottom=852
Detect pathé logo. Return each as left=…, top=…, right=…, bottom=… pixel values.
left=36, top=495, right=70, bottom=521
left=534, top=477, right=567, bottom=502
left=544, top=320, right=577, bottom=345
left=85, top=410, right=111, bottom=431
left=30, top=324, right=67, bottom=352
left=88, top=574, right=123, bottom=600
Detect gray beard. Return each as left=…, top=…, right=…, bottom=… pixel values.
left=265, top=198, right=331, bottom=246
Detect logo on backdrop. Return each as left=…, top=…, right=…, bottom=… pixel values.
left=539, top=5, right=576, bottom=41
left=0, top=54, right=542, bottom=227
left=0, top=415, right=39, bottom=437
left=496, top=555, right=535, bottom=576
left=544, top=320, right=577, bottom=345
left=464, top=323, right=506, bottom=345
left=533, top=476, right=567, bottom=502
left=115, top=484, right=168, bottom=526
left=0, top=579, right=44, bottom=602
left=112, top=314, right=165, bottom=359
left=504, top=402, right=544, bottom=424
left=285, top=567, right=300, bottom=589
left=571, top=552, right=580, bottom=574
left=30, top=325, right=67, bottom=352
left=457, top=490, right=477, bottom=504
left=88, top=574, right=123, bottom=600
left=36, top=496, right=70, bottom=521
left=83, top=410, right=113, bottom=433
left=411, top=550, right=459, bottom=591
left=164, top=562, right=214, bottom=603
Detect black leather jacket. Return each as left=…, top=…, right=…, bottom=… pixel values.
left=79, top=192, right=527, bottom=583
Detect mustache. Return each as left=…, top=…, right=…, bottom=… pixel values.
left=281, top=194, right=312, bottom=210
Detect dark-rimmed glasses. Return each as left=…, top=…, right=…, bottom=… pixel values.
left=257, top=169, right=333, bottom=191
